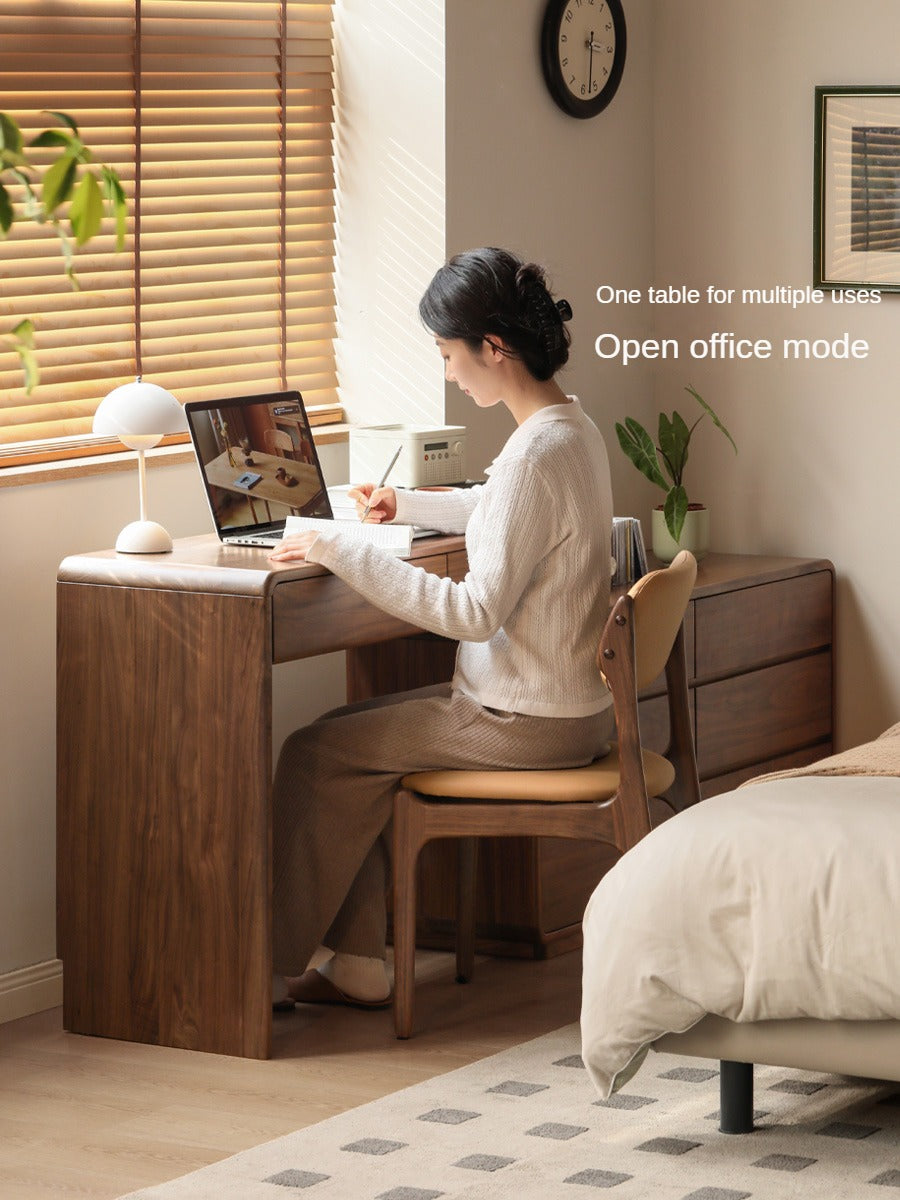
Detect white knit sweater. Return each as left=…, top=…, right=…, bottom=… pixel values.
left=305, top=400, right=613, bottom=717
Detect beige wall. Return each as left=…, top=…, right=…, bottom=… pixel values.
left=444, top=0, right=657, bottom=515
left=650, top=0, right=900, bottom=747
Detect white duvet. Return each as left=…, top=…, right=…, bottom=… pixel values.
left=580, top=774, right=900, bottom=1098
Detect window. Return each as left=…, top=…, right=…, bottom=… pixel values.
left=0, top=0, right=337, bottom=467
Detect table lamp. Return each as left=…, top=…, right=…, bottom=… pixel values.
left=92, top=376, right=188, bottom=553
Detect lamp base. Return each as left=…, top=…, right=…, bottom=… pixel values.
left=115, top=520, right=174, bottom=554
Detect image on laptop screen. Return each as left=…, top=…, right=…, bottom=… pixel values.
left=185, top=391, right=333, bottom=542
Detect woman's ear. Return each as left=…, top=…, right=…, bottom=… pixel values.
left=483, top=334, right=510, bottom=362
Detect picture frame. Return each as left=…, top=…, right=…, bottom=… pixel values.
left=814, top=85, right=900, bottom=292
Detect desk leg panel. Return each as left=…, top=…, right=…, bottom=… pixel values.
left=57, top=582, right=272, bottom=1058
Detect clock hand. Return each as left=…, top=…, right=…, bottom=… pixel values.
left=587, top=29, right=594, bottom=94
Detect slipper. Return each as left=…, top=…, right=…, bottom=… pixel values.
left=286, top=967, right=393, bottom=1011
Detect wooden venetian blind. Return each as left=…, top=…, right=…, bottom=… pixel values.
left=0, top=0, right=337, bottom=466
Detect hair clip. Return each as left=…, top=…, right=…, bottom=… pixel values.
left=556, top=299, right=573, bottom=322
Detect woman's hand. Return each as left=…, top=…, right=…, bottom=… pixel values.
left=268, top=531, right=319, bottom=563
left=347, top=483, right=397, bottom=523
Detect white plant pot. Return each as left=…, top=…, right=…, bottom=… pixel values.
left=651, top=505, right=710, bottom=563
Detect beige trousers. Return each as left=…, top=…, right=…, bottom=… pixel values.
left=272, top=682, right=614, bottom=975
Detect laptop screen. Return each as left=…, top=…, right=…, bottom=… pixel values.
left=185, top=391, right=333, bottom=539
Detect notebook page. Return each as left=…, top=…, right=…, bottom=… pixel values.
left=283, top=515, right=413, bottom=557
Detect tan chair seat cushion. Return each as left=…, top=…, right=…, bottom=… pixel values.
left=402, top=744, right=675, bottom=803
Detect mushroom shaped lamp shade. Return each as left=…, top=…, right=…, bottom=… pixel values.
left=92, top=378, right=188, bottom=553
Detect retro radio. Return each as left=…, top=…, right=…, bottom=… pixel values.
left=349, top=424, right=467, bottom=488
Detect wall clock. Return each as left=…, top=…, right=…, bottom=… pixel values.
left=541, top=0, right=627, bottom=119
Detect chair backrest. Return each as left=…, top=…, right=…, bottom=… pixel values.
left=264, top=428, right=294, bottom=456
left=597, top=549, right=700, bottom=821
left=627, top=550, right=697, bottom=691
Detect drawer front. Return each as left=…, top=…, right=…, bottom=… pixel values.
left=447, top=550, right=468, bottom=583
left=696, top=651, right=832, bottom=778
left=272, top=553, right=448, bottom=661
left=694, top=570, right=832, bottom=680
left=701, top=742, right=833, bottom=798
left=539, top=837, right=619, bottom=933
left=638, top=690, right=696, bottom=756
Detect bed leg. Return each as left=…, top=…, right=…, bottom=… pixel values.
left=719, top=1060, right=754, bottom=1133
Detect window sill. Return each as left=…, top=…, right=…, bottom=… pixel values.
left=0, top=423, right=350, bottom=490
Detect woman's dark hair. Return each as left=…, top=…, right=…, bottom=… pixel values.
left=418, top=247, right=573, bottom=381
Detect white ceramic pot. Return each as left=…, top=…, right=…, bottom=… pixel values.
left=651, top=505, right=710, bottom=563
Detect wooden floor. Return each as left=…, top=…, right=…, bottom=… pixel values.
left=0, top=949, right=583, bottom=1200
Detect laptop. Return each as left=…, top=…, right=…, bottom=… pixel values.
left=185, top=390, right=333, bottom=547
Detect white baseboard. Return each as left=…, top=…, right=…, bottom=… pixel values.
left=0, top=959, right=63, bottom=1024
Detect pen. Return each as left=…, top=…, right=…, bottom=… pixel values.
left=361, top=444, right=403, bottom=522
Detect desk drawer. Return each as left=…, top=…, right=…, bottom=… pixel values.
left=272, top=553, right=449, bottom=661
left=447, top=550, right=468, bottom=583
left=694, top=570, right=832, bottom=680
left=639, top=690, right=696, bottom=756
left=696, top=650, right=832, bottom=778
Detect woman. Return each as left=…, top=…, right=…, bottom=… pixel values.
left=269, top=247, right=614, bottom=1009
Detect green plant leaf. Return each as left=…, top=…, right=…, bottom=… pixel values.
left=29, top=129, right=74, bottom=149
left=14, top=170, right=41, bottom=220
left=41, top=153, right=78, bottom=213
left=46, top=220, right=80, bottom=290
left=0, top=182, right=12, bottom=234
left=0, top=148, right=30, bottom=174
left=101, top=166, right=127, bottom=250
left=658, top=410, right=691, bottom=488
left=685, top=384, right=737, bottom=454
left=11, top=318, right=35, bottom=346
left=16, top=343, right=39, bottom=394
left=664, top=485, right=689, bottom=542
left=0, top=111, right=24, bottom=154
left=44, top=110, right=79, bottom=134
left=69, top=170, right=103, bottom=244
left=3, top=320, right=38, bottom=393
left=615, top=417, right=669, bottom=490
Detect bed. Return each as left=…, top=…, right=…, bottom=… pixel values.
left=580, top=723, right=900, bottom=1132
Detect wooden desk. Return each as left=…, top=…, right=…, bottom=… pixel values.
left=57, top=544, right=832, bottom=1057
left=56, top=533, right=465, bottom=1059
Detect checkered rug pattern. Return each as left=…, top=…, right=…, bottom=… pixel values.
left=120, top=1024, right=900, bottom=1200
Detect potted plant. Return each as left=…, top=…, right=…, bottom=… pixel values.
left=615, top=385, right=737, bottom=562
left=1, top=109, right=126, bottom=392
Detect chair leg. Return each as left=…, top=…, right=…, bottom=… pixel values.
left=392, top=790, right=423, bottom=1039
left=455, top=837, right=478, bottom=983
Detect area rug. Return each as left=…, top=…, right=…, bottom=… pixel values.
left=120, top=1023, right=900, bottom=1200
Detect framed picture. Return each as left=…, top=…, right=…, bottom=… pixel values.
left=814, top=85, right=900, bottom=291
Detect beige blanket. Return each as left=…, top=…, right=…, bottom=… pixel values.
left=742, top=720, right=900, bottom=786
left=580, top=730, right=900, bottom=1099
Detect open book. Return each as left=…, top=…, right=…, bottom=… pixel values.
left=284, top=515, right=413, bottom=557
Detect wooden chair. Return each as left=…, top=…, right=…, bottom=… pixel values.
left=264, top=427, right=294, bottom=457
left=391, top=550, right=701, bottom=1038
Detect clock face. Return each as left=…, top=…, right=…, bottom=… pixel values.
left=541, top=0, right=627, bottom=119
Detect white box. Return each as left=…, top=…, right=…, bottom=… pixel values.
left=349, top=424, right=467, bottom=488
